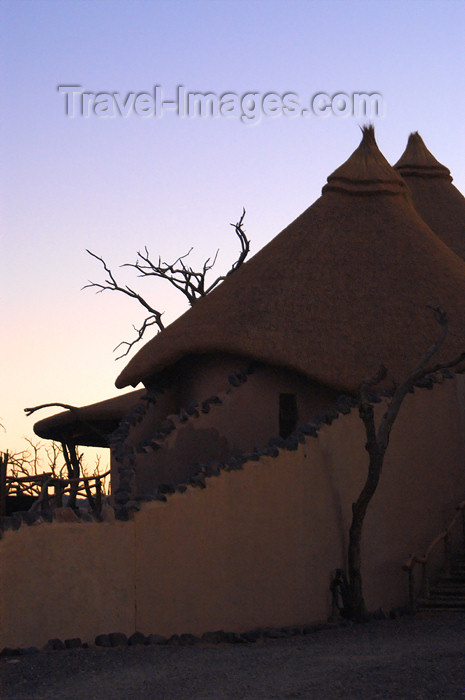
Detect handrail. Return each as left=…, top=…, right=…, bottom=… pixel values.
left=403, top=498, right=465, bottom=611
left=6, top=470, right=110, bottom=485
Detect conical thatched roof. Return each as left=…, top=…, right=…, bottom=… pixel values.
left=34, top=389, right=145, bottom=446
left=395, top=132, right=465, bottom=260
left=116, top=127, right=465, bottom=394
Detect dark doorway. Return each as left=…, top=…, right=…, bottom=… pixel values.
left=279, top=393, right=298, bottom=438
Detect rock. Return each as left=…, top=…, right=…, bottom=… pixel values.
left=201, top=630, right=227, bottom=644
left=372, top=607, right=387, bottom=620
left=145, top=634, right=167, bottom=645
left=228, top=373, right=242, bottom=387
left=205, top=395, right=222, bottom=405
left=223, top=632, right=247, bottom=644
left=189, top=476, right=206, bottom=488
left=114, top=506, right=130, bottom=521
left=0, top=647, right=20, bottom=657
left=204, top=462, right=221, bottom=477
left=53, top=508, right=80, bottom=523
left=302, top=622, right=331, bottom=634
left=160, top=419, right=175, bottom=434
left=114, top=490, right=131, bottom=505
left=109, top=632, right=128, bottom=647
left=126, top=500, right=141, bottom=512
left=262, top=627, right=286, bottom=639
left=260, top=446, right=279, bottom=458
left=18, top=646, right=39, bottom=655
left=21, top=511, right=39, bottom=526
left=64, top=638, right=82, bottom=649
left=101, top=505, right=115, bottom=523
left=158, top=483, right=175, bottom=494
left=415, top=377, right=434, bottom=390
left=128, top=631, right=146, bottom=646
left=167, top=634, right=180, bottom=645
left=268, top=436, right=286, bottom=448
left=43, top=638, right=65, bottom=651
left=0, top=516, right=13, bottom=531
left=241, top=629, right=261, bottom=643
left=225, top=458, right=242, bottom=471
left=154, top=494, right=167, bottom=503
left=179, top=633, right=199, bottom=646
left=242, top=452, right=260, bottom=462
left=284, top=436, right=299, bottom=451
left=95, top=634, right=112, bottom=647
left=10, top=514, right=22, bottom=530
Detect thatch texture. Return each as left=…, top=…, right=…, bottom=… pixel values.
left=34, top=390, right=145, bottom=446
left=395, top=132, right=465, bottom=260
left=114, top=127, right=465, bottom=394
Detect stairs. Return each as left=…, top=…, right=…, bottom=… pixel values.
left=417, top=558, right=465, bottom=611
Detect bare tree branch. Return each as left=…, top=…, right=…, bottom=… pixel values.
left=84, top=210, right=250, bottom=357
left=24, top=403, right=79, bottom=418
left=24, top=403, right=109, bottom=444
left=83, top=250, right=166, bottom=327
left=113, top=315, right=164, bottom=360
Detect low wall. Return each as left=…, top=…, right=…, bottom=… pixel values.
left=0, top=518, right=135, bottom=648
left=1, top=378, right=465, bottom=648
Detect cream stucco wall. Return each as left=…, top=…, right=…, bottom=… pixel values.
left=1, top=378, right=465, bottom=649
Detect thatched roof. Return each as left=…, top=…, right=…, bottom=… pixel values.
left=114, top=126, right=465, bottom=394
left=33, top=390, right=145, bottom=447
left=395, top=132, right=465, bottom=260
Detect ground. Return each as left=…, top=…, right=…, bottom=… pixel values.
left=1, top=612, right=465, bottom=699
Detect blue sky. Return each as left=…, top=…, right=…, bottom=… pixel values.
left=1, top=0, right=464, bottom=454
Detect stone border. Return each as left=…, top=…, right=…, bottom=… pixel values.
left=109, top=363, right=257, bottom=519
left=0, top=603, right=415, bottom=657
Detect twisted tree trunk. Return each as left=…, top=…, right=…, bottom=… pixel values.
left=346, top=307, right=465, bottom=621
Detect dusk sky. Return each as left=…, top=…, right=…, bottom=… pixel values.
left=1, top=0, right=464, bottom=458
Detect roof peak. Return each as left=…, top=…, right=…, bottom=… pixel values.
left=394, top=132, right=452, bottom=181
left=323, top=125, right=407, bottom=196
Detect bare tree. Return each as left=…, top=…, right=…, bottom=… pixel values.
left=347, top=306, right=465, bottom=621
left=83, top=209, right=250, bottom=358
left=1, top=429, right=110, bottom=516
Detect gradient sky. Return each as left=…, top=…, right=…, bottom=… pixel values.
left=1, top=0, right=464, bottom=457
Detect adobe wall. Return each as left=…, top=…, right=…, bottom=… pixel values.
left=132, top=355, right=340, bottom=494
left=1, top=377, right=465, bottom=648
left=0, top=517, right=135, bottom=649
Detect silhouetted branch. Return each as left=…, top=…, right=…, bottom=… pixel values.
left=84, top=210, right=250, bottom=357
left=24, top=403, right=79, bottom=417
left=24, top=404, right=109, bottom=444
